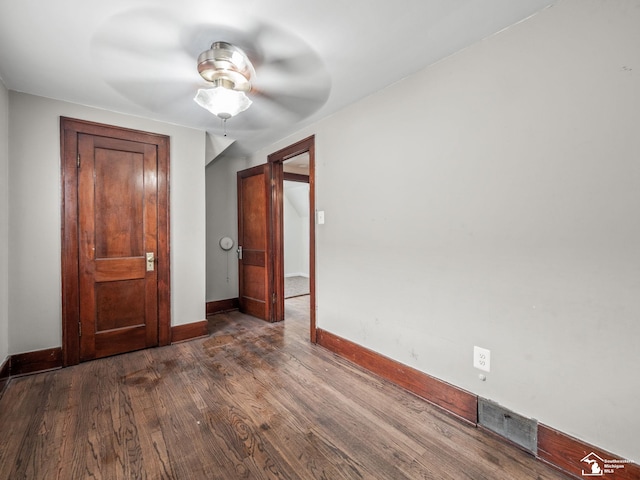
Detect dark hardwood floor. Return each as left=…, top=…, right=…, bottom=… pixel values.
left=0, top=296, right=570, bottom=479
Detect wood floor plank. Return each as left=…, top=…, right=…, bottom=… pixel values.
left=25, top=370, right=73, bottom=479
left=0, top=374, right=51, bottom=477
left=0, top=296, right=572, bottom=479
left=124, top=351, right=176, bottom=479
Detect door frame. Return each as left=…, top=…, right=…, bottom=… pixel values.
left=60, top=117, right=171, bottom=366
left=268, top=135, right=317, bottom=342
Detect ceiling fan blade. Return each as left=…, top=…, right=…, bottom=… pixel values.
left=91, top=7, right=192, bottom=78
left=103, top=80, right=201, bottom=113
left=90, top=6, right=206, bottom=114
left=249, top=26, right=331, bottom=121
left=252, top=88, right=330, bottom=121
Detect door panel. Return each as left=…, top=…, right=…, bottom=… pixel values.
left=78, top=133, right=158, bottom=361
left=95, top=279, right=145, bottom=331
left=237, top=164, right=274, bottom=321
left=94, top=147, right=144, bottom=258
left=244, top=265, right=266, bottom=300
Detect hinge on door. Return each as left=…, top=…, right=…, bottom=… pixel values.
left=272, top=293, right=276, bottom=304
left=78, top=322, right=82, bottom=336
left=77, top=154, right=80, bottom=168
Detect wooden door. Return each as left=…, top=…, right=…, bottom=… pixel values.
left=61, top=118, right=171, bottom=365
left=77, top=134, right=158, bottom=360
left=237, top=164, right=278, bottom=321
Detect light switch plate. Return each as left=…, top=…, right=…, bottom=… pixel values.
left=317, top=210, right=325, bottom=224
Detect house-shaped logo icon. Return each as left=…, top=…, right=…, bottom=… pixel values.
left=581, top=452, right=605, bottom=476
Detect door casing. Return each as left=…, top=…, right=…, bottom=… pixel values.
left=60, top=117, right=171, bottom=366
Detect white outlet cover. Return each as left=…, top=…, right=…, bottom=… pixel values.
left=474, top=346, right=491, bottom=372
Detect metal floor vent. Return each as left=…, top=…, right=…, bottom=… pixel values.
left=478, top=398, right=538, bottom=454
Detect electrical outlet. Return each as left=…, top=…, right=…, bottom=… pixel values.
left=474, top=346, right=491, bottom=372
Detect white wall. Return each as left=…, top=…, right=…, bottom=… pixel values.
left=284, top=182, right=310, bottom=277
left=242, top=0, right=639, bottom=462
left=0, top=78, right=8, bottom=365
left=8, top=92, right=206, bottom=354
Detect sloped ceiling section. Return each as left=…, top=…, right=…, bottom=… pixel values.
left=206, top=132, right=235, bottom=165
left=284, top=182, right=310, bottom=218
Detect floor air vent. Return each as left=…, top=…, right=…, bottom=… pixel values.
left=478, top=398, right=537, bottom=454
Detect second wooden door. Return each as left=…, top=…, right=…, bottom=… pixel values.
left=237, top=164, right=280, bottom=322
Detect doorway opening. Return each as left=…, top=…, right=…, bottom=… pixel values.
left=269, top=136, right=316, bottom=342
left=283, top=158, right=310, bottom=301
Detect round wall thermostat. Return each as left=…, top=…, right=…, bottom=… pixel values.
left=219, top=236, right=234, bottom=251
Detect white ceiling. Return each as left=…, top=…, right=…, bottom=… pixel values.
left=0, top=0, right=555, bottom=157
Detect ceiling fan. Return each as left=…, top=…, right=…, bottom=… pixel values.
left=193, top=41, right=255, bottom=120
left=90, top=8, right=332, bottom=133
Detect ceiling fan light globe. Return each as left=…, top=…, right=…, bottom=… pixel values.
left=194, top=87, right=252, bottom=119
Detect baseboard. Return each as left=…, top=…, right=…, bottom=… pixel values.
left=171, top=320, right=209, bottom=344
left=10, top=347, right=63, bottom=377
left=0, top=356, right=10, bottom=398
left=315, top=328, right=638, bottom=479
left=538, top=424, right=639, bottom=479
left=315, top=328, right=477, bottom=424
left=206, top=298, right=239, bottom=315
left=284, top=273, right=309, bottom=278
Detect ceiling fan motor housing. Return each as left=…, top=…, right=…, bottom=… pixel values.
left=197, top=41, right=254, bottom=92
